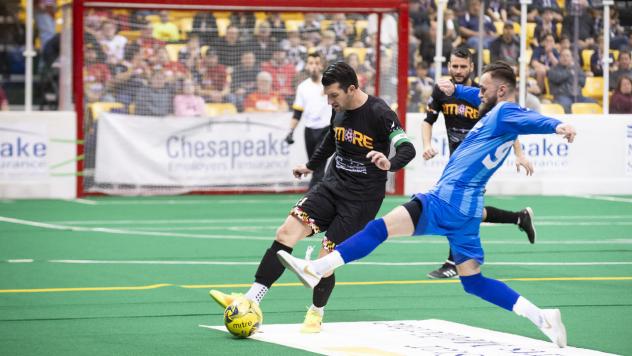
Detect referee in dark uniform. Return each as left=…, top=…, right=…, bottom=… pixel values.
left=423, top=46, right=537, bottom=279
left=210, top=61, right=416, bottom=333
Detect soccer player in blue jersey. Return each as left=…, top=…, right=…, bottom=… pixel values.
left=277, top=61, right=576, bottom=347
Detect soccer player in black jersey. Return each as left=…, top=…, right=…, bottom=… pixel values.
left=209, top=62, right=416, bottom=333
left=423, top=46, right=536, bottom=279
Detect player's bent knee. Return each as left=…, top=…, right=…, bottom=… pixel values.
left=459, top=273, right=485, bottom=296
left=275, top=220, right=309, bottom=247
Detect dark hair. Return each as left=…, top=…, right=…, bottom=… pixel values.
left=482, top=61, right=517, bottom=90
left=616, top=75, right=632, bottom=93
left=450, top=45, right=473, bottom=62
left=321, top=61, right=359, bottom=91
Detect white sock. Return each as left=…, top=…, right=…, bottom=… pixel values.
left=245, top=282, right=268, bottom=304
left=513, top=296, right=545, bottom=327
left=312, top=250, right=345, bottom=275
left=309, top=305, right=324, bottom=316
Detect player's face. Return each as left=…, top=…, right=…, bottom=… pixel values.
left=325, top=83, right=354, bottom=112
left=305, top=56, right=323, bottom=79
left=448, top=56, right=472, bottom=84
left=478, top=73, right=499, bottom=116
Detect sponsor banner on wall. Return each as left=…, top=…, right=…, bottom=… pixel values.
left=0, top=112, right=77, bottom=198
left=94, top=113, right=308, bottom=187
left=405, top=114, right=632, bottom=195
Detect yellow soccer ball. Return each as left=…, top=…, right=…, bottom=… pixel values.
left=223, top=298, right=263, bottom=338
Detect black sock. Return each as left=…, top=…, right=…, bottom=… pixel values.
left=484, top=206, right=520, bottom=224
left=254, top=240, right=293, bottom=288
left=313, top=274, right=336, bottom=308
left=446, top=249, right=455, bottom=264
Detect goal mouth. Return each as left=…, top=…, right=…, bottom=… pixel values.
left=75, top=0, right=409, bottom=196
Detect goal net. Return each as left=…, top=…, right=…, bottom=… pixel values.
left=76, top=0, right=408, bottom=196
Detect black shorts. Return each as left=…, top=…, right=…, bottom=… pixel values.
left=290, top=183, right=383, bottom=251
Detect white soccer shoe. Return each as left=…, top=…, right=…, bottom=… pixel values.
left=276, top=250, right=322, bottom=289
left=539, top=309, right=567, bottom=348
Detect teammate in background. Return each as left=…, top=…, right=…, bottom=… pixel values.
left=279, top=61, right=575, bottom=348
left=210, top=62, right=416, bottom=333
left=284, top=53, right=332, bottom=188
left=423, top=46, right=536, bottom=279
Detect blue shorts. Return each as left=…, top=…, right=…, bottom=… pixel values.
left=412, top=193, right=484, bottom=265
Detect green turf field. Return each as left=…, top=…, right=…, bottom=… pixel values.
left=1, top=195, right=631, bottom=355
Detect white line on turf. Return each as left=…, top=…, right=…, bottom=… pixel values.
left=62, top=199, right=99, bottom=205
left=575, top=195, right=632, bottom=204
left=6, top=259, right=34, bottom=263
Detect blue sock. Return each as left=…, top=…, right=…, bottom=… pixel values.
left=335, top=218, right=388, bottom=263
left=459, top=273, right=520, bottom=311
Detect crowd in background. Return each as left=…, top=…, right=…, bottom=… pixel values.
left=75, top=0, right=632, bottom=116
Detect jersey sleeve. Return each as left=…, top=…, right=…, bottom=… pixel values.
left=292, top=83, right=305, bottom=111
left=454, top=84, right=481, bottom=107
left=495, top=105, right=561, bottom=135
left=382, top=109, right=411, bottom=148
left=424, top=85, right=442, bottom=124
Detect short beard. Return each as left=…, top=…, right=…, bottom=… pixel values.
left=310, top=71, right=320, bottom=81
left=479, top=96, right=497, bottom=117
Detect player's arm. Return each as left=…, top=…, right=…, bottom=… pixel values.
left=421, top=121, right=437, bottom=160
left=422, top=86, right=441, bottom=160
left=512, top=139, right=534, bottom=176
left=498, top=106, right=576, bottom=142
left=436, top=78, right=481, bottom=107
left=367, top=111, right=416, bottom=171
left=285, top=106, right=303, bottom=144
left=294, top=111, right=336, bottom=178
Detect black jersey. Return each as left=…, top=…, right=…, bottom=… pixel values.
left=425, top=81, right=480, bottom=154
left=306, top=95, right=408, bottom=201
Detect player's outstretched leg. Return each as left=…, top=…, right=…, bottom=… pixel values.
left=210, top=215, right=311, bottom=308
left=484, top=206, right=536, bottom=244
left=427, top=249, right=457, bottom=279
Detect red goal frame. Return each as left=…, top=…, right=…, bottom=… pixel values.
left=73, top=0, right=409, bottom=196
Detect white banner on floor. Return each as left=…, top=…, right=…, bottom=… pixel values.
left=94, top=112, right=307, bottom=187
left=0, top=111, right=76, bottom=198
left=405, top=114, right=632, bottom=196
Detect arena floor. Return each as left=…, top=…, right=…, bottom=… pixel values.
left=1, top=195, right=631, bottom=355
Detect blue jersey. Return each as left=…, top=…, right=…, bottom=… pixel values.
left=427, top=85, right=561, bottom=218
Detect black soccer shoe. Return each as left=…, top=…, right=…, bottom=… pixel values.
left=427, top=263, right=458, bottom=279
left=518, top=207, right=536, bottom=244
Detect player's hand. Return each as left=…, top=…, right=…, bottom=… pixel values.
left=284, top=129, right=295, bottom=145
left=555, top=123, right=576, bottom=143
left=515, top=155, right=534, bottom=176
left=292, top=164, right=313, bottom=179
left=437, top=78, right=456, bottom=96
left=367, top=150, right=391, bottom=171
left=422, top=146, right=438, bottom=160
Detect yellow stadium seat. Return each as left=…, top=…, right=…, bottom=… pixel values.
left=165, top=44, right=185, bottom=61
left=571, top=102, right=602, bottom=114
left=280, top=13, right=304, bottom=22
left=526, top=22, right=536, bottom=44
left=205, top=103, right=238, bottom=116
left=483, top=49, right=490, bottom=65
left=89, top=102, right=123, bottom=121
left=217, top=18, right=230, bottom=37
left=254, top=12, right=267, bottom=21
left=494, top=21, right=503, bottom=35
left=179, top=18, right=193, bottom=34
left=146, top=14, right=160, bottom=24
left=581, top=49, right=594, bottom=72
left=556, top=23, right=562, bottom=37
left=513, top=22, right=521, bottom=34
left=285, top=20, right=303, bottom=32
left=581, top=76, right=604, bottom=101
left=540, top=103, right=565, bottom=115
left=343, top=47, right=368, bottom=64
left=213, top=11, right=230, bottom=19
left=355, top=20, right=369, bottom=37
left=611, top=49, right=620, bottom=61
left=543, top=77, right=553, bottom=101
left=118, top=30, right=141, bottom=42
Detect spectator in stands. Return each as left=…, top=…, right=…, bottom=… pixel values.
left=136, top=69, right=174, bottom=116
left=345, top=52, right=374, bottom=93
left=443, top=9, right=461, bottom=47
left=367, top=13, right=398, bottom=48
left=198, top=50, right=230, bottom=104
left=135, top=20, right=165, bottom=59
left=407, top=61, right=433, bottom=112
left=609, top=10, right=628, bottom=51
left=261, top=44, right=297, bottom=103
left=192, top=11, right=218, bottom=47
left=561, top=0, right=595, bottom=50
left=152, top=10, right=180, bottom=42
left=610, top=51, right=632, bottom=91
left=248, top=21, right=276, bottom=63
left=110, top=46, right=149, bottom=111
left=610, top=75, right=632, bottom=114
left=267, top=12, right=287, bottom=44
left=590, top=34, right=615, bottom=77
left=35, top=0, right=56, bottom=50
left=528, top=0, right=563, bottom=23
left=0, top=84, right=9, bottom=110
left=458, top=0, right=496, bottom=49
left=174, top=78, right=206, bottom=117
left=328, top=13, right=354, bottom=46
left=490, top=22, right=520, bottom=64
left=533, top=7, right=559, bottom=46
left=409, top=0, right=431, bottom=35
left=100, top=21, right=128, bottom=64
left=243, top=71, right=288, bottom=112
left=548, top=48, right=596, bottom=113
left=85, top=42, right=111, bottom=86
left=317, top=31, right=344, bottom=64
left=154, top=47, right=188, bottom=83
left=299, top=13, right=322, bottom=47
left=282, top=30, right=308, bottom=72
left=531, top=33, right=559, bottom=92
left=485, top=0, right=509, bottom=23
left=231, top=51, right=260, bottom=112
left=229, top=12, right=256, bottom=42
left=178, top=34, right=203, bottom=72
left=419, top=21, right=453, bottom=77
left=217, top=25, right=244, bottom=68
